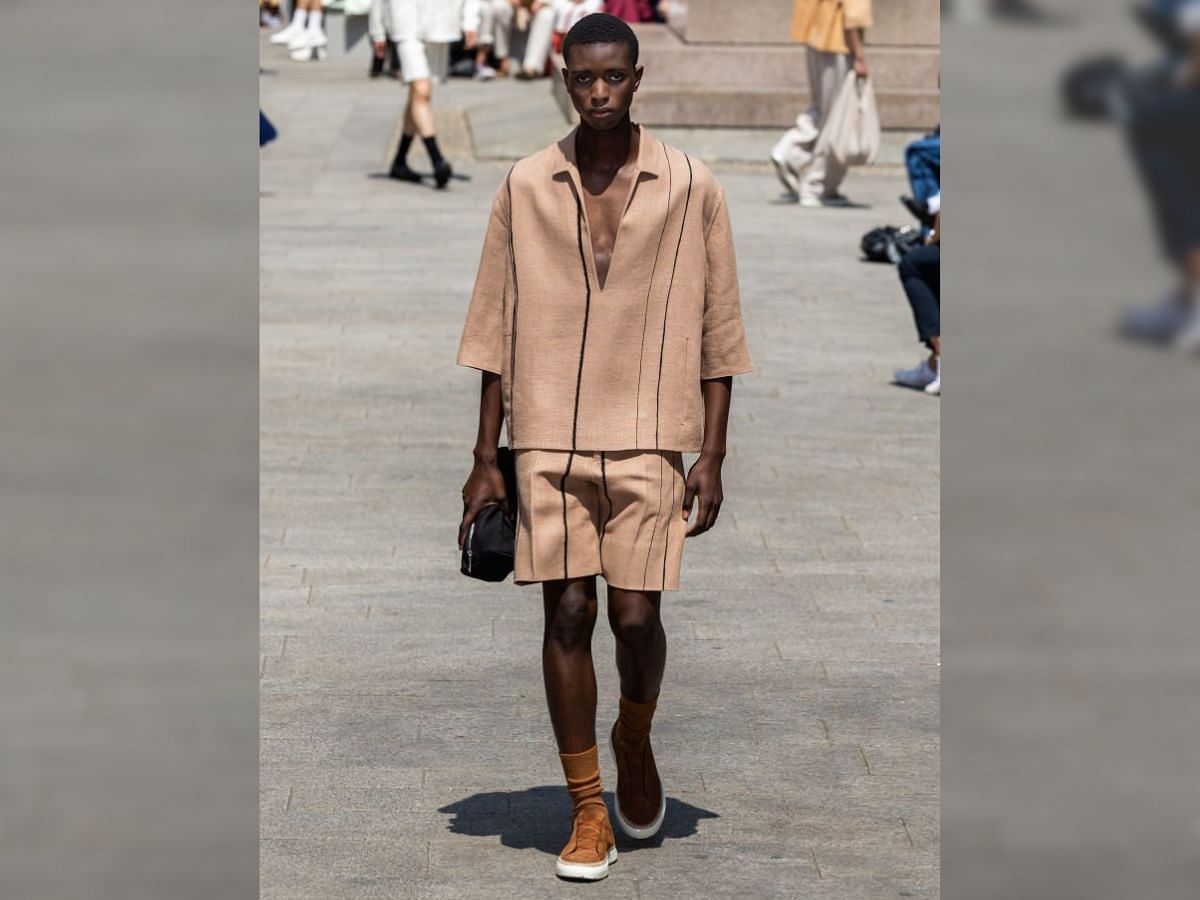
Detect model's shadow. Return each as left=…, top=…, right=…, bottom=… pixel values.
left=366, top=171, right=473, bottom=186
left=438, top=787, right=718, bottom=855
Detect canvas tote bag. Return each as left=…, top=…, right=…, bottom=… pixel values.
left=819, top=71, right=882, bottom=167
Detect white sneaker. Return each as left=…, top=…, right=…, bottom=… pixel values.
left=894, top=358, right=938, bottom=389
left=1119, top=293, right=1193, bottom=345
left=924, top=363, right=941, bottom=395
left=289, top=29, right=328, bottom=60
left=474, top=65, right=497, bottom=80
left=770, top=149, right=800, bottom=197
left=288, top=27, right=327, bottom=51
left=269, top=21, right=304, bottom=44
left=798, top=195, right=822, bottom=208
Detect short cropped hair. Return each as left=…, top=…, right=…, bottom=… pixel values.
left=562, top=13, right=639, bottom=68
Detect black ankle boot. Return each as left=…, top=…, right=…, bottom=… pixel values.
left=388, top=158, right=422, bottom=183
left=433, top=159, right=453, bottom=189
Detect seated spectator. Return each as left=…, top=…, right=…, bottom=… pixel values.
left=488, top=0, right=558, bottom=79
left=900, top=126, right=940, bottom=230
left=1118, top=2, right=1200, bottom=350
left=893, top=212, right=941, bottom=395
left=605, top=0, right=652, bottom=22
left=553, top=0, right=605, bottom=56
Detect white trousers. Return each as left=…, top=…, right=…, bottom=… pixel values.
left=489, top=1, right=555, bottom=73
left=772, top=48, right=852, bottom=200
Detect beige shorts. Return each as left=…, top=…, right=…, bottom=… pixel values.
left=514, top=449, right=687, bottom=592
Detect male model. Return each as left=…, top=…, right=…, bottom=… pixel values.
left=456, top=14, right=752, bottom=881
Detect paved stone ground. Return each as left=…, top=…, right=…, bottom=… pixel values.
left=261, top=46, right=939, bottom=900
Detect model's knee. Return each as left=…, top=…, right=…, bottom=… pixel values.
left=546, top=595, right=596, bottom=650
left=611, top=605, right=661, bottom=648
left=410, top=81, right=432, bottom=102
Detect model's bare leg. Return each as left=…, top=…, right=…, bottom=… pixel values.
left=542, top=576, right=599, bottom=753
left=607, top=586, right=666, bottom=701
left=389, top=79, right=440, bottom=183
left=606, top=585, right=666, bottom=834
left=406, top=78, right=436, bottom=139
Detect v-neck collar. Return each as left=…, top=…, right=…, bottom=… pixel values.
left=553, top=124, right=663, bottom=292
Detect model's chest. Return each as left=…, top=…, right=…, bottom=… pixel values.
left=512, top=176, right=703, bottom=298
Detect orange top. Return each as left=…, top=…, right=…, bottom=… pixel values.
left=790, top=0, right=873, bottom=54
left=456, top=126, right=753, bottom=453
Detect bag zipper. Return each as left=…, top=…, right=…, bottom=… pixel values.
left=466, top=521, right=475, bottom=573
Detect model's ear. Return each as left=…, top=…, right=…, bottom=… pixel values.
left=633, top=65, right=644, bottom=92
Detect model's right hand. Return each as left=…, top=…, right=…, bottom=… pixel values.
left=458, top=457, right=511, bottom=550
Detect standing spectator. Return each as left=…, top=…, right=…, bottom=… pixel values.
left=770, top=0, right=873, bottom=207
left=384, top=0, right=480, bottom=187
left=893, top=213, right=941, bottom=395
left=368, top=0, right=403, bottom=78
left=269, top=0, right=329, bottom=61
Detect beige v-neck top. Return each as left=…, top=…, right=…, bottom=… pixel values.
left=455, top=126, right=753, bottom=452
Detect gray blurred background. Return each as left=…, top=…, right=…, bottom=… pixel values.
left=944, top=0, right=1200, bottom=897
left=0, top=1, right=259, bottom=898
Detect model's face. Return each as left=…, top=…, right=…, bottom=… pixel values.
left=562, top=42, right=642, bottom=131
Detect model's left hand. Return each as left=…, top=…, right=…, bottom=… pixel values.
left=681, top=454, right=724, bottom=537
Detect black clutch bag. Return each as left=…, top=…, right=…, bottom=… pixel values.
left=461, top=447, right=517, bottom=582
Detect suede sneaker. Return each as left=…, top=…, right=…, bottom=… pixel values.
left=555, top=804, right=617, bottom=880
left=609, top=722, right=666, bottom=840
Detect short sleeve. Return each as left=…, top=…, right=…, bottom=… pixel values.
left=456, top=181, right=511, bottom=374
left=842, top=0, right=873, bottom=30
left=700, top=188, right=754, bottom=380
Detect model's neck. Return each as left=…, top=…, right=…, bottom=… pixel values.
left=576, top=117, right=637, bottom=172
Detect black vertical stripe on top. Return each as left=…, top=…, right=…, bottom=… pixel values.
left=642, top=451, right=665, bottom=588
left=599, top=451, right=613, bottom=558
left=504, top=169, right=520, bottom=442
left=654, top=153, right=693, bottom=448
left=634, top=143, right=672, bottom=445
left=559, top=451, right=575, bottom=579
left=570, top=192, right=593, bottom=451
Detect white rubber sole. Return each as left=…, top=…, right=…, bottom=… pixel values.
left=555, top=845, right=617, bottom=881
left=289, top=46, right=328, bottom=62
left=609, top=734, right=667, bottom=840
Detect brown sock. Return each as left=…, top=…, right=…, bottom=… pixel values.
left=558, top=745, right=606, bottom=816
left=615, top=692, right=658, bottom=744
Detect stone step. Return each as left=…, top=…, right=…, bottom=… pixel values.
left=631, top=83, right=939, bottom=130
left=636, top=41, right=940, bottom=89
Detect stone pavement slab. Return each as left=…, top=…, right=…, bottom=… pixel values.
left=261, top=44, right=938, bottom=900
